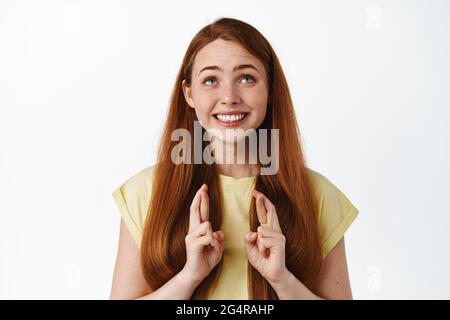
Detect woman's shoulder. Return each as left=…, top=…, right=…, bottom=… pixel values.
left=305, top=167, right=355, bottom=206
left=112, top=164, right=156, bottom=247
left=305, top=167, right=336, bottom=194
left=114, top=165, right=156, bottom=207
left=118, top=165, right=156, bottom=192
left=304, top=167, right=359, bottom=258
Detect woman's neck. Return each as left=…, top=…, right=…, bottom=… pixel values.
left=212, top=139, right=259, bottom=178
left=215, top=163, right=260, bottom=178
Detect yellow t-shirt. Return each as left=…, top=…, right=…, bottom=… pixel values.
left=112, top=165, right=359, bottom=299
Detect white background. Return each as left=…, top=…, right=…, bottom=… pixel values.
left=1, top=0, right=449, bottom=299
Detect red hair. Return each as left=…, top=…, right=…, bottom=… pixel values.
left=140, top=17, right=322, bottom=299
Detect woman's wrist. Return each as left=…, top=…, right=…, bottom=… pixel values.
left=267, top=269, right=295, bottom=293
left=267, top=269, right=324, bottom=300
left=178, top=266, right=205, bottom=289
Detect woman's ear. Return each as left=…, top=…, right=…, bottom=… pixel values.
left=182, top=79, right=195, bottom=109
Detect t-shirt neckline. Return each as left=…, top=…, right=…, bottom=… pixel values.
left=217, top=172, right=258, bottom=183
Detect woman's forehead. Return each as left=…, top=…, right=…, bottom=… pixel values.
left=193, top=40, right=264, bottom=74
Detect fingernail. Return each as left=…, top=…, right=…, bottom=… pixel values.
left=252, top=190, right=261, bottom=197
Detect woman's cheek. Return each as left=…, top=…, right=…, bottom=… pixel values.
left=195, top=108, right=214, bottom=128
left=252, top=98, right=268, bottom=123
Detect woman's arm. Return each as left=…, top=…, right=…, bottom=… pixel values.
left=246, top=190, right=354, bottom=300
left=310, top=236, right=353, bottom=299
left=111, top=184, right=224, bottom=300
left=268, top=237, right=353, bottom=300
left=110, top=219, right=201, bottom=300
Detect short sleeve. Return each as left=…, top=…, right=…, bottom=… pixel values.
left=307, top=168, right=359, bottom=258
left=112, top=165, right=155, bottom=248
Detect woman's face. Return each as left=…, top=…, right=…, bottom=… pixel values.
left=182, top=39, right=270, bottom=141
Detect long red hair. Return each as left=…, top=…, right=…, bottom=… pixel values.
left=140, top=17, right=323, bottom=299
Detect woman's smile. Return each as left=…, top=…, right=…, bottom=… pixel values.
left=212, top=111, right=250, bottom=128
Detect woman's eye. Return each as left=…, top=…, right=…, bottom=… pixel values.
left=203, top=76, right=255, bottom=86
left=240, top=75, right=255, bottom=84
left=203, top=78, right=217, bottom=86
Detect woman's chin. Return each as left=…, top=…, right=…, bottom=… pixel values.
left=206, top=126, right=255, bottom=141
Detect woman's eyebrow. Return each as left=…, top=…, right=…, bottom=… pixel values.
left=198, top=64, right=260, bottom=76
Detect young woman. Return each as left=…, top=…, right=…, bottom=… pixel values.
left=110, top=18, right=359, bottom=300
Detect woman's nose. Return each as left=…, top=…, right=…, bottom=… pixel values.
left=219, top=83, right=241, bottom=106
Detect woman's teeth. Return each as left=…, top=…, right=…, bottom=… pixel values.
left=216, top=113, right=246, bottom=122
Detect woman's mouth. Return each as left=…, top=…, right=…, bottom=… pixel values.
left=212, top=112, right=249, bottom=128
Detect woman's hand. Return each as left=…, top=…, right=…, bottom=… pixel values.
left=182, top=184, right=225, bottom=283
left=244, top=189, right=289, bottom=284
